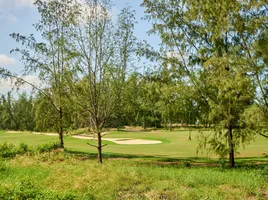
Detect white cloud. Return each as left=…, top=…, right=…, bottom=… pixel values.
left=0, top=55, right=16, bottom=65
left=0, top=79, right=14, bottom=90
left=0, top=75, right=40, bottom=91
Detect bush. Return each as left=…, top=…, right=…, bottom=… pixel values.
left=0, top=142, right=64, bottom=158
left=18, top=143, right=31, bottom=154
left=183, top=161, right=191, bottom=167
left=0, top=142, right=31, bottom=158
left=37, top=142, right=63, bottom=153
left=0, top=143, right=17, bottom=158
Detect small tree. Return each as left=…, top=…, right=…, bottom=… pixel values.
left=67, top=0, right=136, bottom=163
left=8, top=0, right=77, bottom=147
left=142, top=0, right=261, bottom=167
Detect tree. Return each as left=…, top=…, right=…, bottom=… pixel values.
left=142, top=0, right=263, bottom=167
left=8, top=0, right=78, bottom=147
left=0, top=92, right=35, bottom=131
left=13, top=92, right=35, bottom=131
left=66, top=0, right=136, bottom=163
left=0, top=92, right=18, bottom=130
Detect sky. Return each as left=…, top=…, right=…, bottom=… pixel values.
left=0, top=0, right=159, bottom=94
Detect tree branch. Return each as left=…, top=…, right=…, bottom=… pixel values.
left=87, top=143, right=98, bottom=148
left=259, top=132, right=268, bottom=138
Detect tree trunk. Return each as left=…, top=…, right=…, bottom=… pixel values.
left=59, top=107, right=64, bottom=148
left=97, top=132, right=102, bottom=164
left=227, top=124, right=235, bottom=167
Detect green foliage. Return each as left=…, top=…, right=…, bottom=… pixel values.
left=0, top=180, right=78, bottom=200
left=0, top=142, right=31, bottom=158
left=142, top=0, right=267, bottom=166
left=0, top=141, right=62, bottom=158
left=37, top=142, right=63, bottom=153
left=0, top=92, right=35, bottom=131
left=1, top=0, right=267, bottom=167
left=0, top=159, right=7, bottom=171
left=183, top=161, right=191, bottom=167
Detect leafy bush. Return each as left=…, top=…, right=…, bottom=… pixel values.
left=0, top=142, right=31, bottom=158
left=37, top=142, right=63, bottom=153
left=0, top=143, right=17, bottom=158
left=19, top=143, right=31, bottom=154
left=183, top=161, right=191, bottom=167
left=0, top=142, right=64, bottom=158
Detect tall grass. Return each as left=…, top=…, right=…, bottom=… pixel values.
left=0, top=151, right=267, bottom=199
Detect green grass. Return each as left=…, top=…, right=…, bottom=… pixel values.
left=0, top=130, right=268, bottom=199
left=1, top=130, right=268, bottom=161
left=0, top=153, right=267, bottom=199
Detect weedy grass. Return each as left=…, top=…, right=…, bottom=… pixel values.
left=0, top=152, right=267, bottom=199
left=0, top=129, right=268, bottom=199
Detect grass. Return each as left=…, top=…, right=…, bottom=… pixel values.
left=0, top=152, right=267, bottom=199
left=1, top=130, right=268, bottom=160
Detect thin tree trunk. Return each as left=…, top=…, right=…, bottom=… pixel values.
left=227, top=124, right=235, bottom=167
left=59, top=107, right=64, bottom=148
left=97, top=132, right=102, bottom=164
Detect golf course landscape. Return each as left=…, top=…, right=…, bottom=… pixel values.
left=1, top=129, right=268, bottom=159
left=0, top=129, right=268, bottom=199
left=1, top=0, right=268, bottom=199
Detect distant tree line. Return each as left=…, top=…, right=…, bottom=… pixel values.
left=0, top=66, right=210, bottom=132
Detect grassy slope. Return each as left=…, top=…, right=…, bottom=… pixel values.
left=0, top=130, right=268, bottom=160
left=0, top=153, right=267, bottom=200
left=0, top=130, right=268, bottom=199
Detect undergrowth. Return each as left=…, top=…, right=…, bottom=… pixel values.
left=0, top=149, right=267, bottom=199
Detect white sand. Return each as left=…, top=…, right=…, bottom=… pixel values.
left=32, top=132, right=58, bottom=136
left=72, top=135, right=162, bottom=145
left=5, top=131, right=162, bottom=145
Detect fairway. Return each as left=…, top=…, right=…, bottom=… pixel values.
left=1, top=130, right=268, bottom=159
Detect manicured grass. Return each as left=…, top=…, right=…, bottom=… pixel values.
left=0, top=130, right=268, bottom=160
left=0, top=153, right=267, bottom=199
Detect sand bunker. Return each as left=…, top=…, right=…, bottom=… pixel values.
left=32, top=132, right=58, bottom=136
left=4, top=131, right=162, bottom=145
left=72, top=135, right=162, bottom=145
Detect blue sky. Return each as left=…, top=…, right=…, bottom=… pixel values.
left=0, top=0, right=159, bottom=93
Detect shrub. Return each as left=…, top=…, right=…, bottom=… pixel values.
left=0, top=143, right=17, bottom=158
left=18, top=143, right=31, bottom=154
left=183, top=161, right=191, bottom=167
left=0, top=142, right=31, bottom=158
left=37, top=142, right=63, bottom=153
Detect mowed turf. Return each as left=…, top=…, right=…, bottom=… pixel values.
left=0, top=129, right=267, bottom=159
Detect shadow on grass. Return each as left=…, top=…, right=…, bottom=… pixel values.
left=113, top=128, right=213, bottom=133
left=64, top=149, right=268, bottom=168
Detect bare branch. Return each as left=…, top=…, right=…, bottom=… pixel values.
left=87, top=143, right=98, bottom=148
